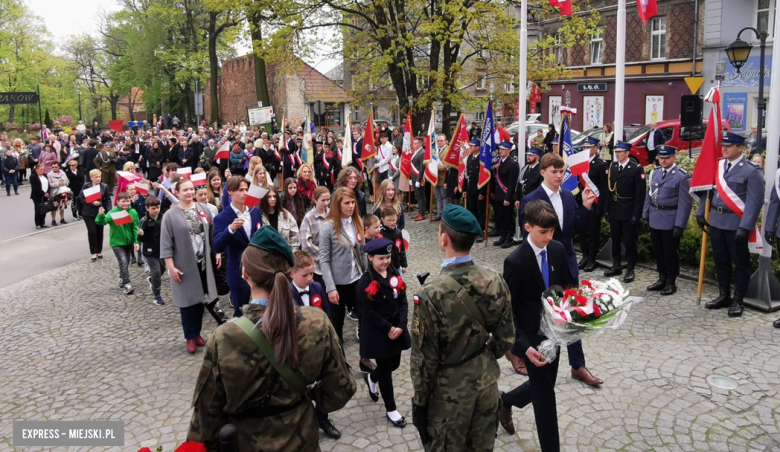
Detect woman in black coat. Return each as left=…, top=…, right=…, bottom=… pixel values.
left=147, top=142, right=164, bottom=182
left=544, top=124, right=557, bottom=154
left=356, top=237, right=411, bottom=428
left=78, top=169, right=112, bottom=261
left=64, top=160, right=84, bottom=220
left=29, top=164, right=49, bottom=229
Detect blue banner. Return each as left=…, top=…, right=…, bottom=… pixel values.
left=561, top=115, right=579, bottom=193
left=722, top=92, right=748, bottom=132
left=479, top=100, right=495, bottom=173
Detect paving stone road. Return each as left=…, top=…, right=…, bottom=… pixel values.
left=1, top=211, right=779, bottom=451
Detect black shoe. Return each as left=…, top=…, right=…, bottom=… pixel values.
left=59, top=219, right=67, bottom=224
left=359, top=358, right=376, bottom=373
left=493, top=232, right=506, bottom=247
left=603, top=265, right=622, bottom=277
left=623, top=268, right=635, bottom=283
left=705, top=285, right=732, bottom=310
left=364, top=374, right=379, bottom=402
left=346, top=308, right=358, bottom=321
left=583, top=260, right=597, bottom=272
left=386, top=414, right=407, bottom=428
left=475, top=236, right=484, bottom=243
left=488, top=229, right=500, bottom=238
left=728, top=291, right=745, bottom=317
left=318, top=418, right=342, bottom=439
left=131, top=257, right=137, bottom=265
left=578, top=256, right=589, bottom=269
left=661, top=280, right=677, bottom=296
left=647, top=278, right=666, bottom=291
left=51, top=221, right=57, bottom=227
left=773, top=318, right=780, bottom=328
left=500, top=238, right=516, bottom=249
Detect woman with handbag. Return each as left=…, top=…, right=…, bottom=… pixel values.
left=187, top=226, right=356, bottom=451
left=46, top=161, right=70, bottom=226
left=78, top=169, right=112, bottom=261
left=29, top=164, right=49, bottom=229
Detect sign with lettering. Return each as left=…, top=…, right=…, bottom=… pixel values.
left=0, top=92, right=39, bottom=104
left=721, top=56, right=772, bottom=87
left=577, top=83, right=607, bottom=92
left=248, top=106, right=274, bottom=126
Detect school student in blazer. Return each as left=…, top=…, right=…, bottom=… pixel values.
left=319, top=187, right=368, bottom=344
left=492, top=141, right=520, bottom=248
left=499, top=200, right=576, bottom=452
left=517, top=153, right=603, bottom=387
left=213, top=176, right=264, bottom=317
left=29, top=163, right=49, bottom=229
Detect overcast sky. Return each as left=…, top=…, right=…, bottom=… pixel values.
left=27, top=0, right=339, bottom=73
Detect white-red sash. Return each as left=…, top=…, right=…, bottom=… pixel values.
left=496, top=162, right=508, bottom=193
left=715, top=159, right=763, bottom=253
left=322, top=153, right=330, bottom=170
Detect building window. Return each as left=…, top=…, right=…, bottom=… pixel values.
left=353, top=106, right=359, bottom=122
left=477, top=75, right=486, bottom=90
left=505, top=75, right=515, bottom=93
left=590, top=29, right=603, bottom=65
left=651, top=17, right=667, bottom=60
left=554, top=33, right=563, bottom=65
left=757, top=0, right=777, bottom=36
left=325, top=104, right=342, bottom=126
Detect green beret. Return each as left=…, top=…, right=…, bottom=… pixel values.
left=442, top=204, right=482, bottom=236
left=248, top=226, right=295, bottom=266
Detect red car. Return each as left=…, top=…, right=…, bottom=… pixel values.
left=627, top=119, right=732, bottom=166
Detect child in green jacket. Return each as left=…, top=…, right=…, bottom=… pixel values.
left=96, top=191, right=140, bottom=294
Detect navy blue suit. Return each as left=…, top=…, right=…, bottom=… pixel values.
left=213, top=206, right=264, bottom=316
left=290, top=281, right=330, bottom=317
left=518, top=183, right=591, bottom=369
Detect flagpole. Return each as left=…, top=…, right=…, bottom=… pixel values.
left=697, top=196, right=711, bottom=304
left=514, top=0, right=528, bottom=243
left=614, top=0, right=627, bottom=141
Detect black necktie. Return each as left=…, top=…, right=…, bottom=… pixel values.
left=725, top=162, right=732, bottom=175
left=662, top=169, right=667, bottom=179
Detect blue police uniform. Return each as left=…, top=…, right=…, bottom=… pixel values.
left=641, top=145, right=693, bottom=295
left=696, top=132, right=764, bottom=317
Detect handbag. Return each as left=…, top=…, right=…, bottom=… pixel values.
left=37, top=199, right=56, bottom=215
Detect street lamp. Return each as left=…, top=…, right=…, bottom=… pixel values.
left=725, top=27, right=768, bottom=154
left=77, top=84, right=82, bottom=121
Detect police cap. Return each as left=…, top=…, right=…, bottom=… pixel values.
left=585, top=136, right=600, bottom=146
left=656, top=145, right=677, bottom=157
left=498, top=141, right=513, bottom=150
left=722, top=132, right=746, bottom=145
left=469, top=138, right=480, bottom=147
left=527, top=146, right=544, bottom=156
left=615, top=140, right=632, bottom=151
left=442, top=204, right=482, bottom=236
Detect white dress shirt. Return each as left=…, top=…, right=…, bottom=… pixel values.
left=541, top=182, right=564, bottom=229
left=293, top=282, right=310, bottom=306
left=229, top=204, right=252, bottom=238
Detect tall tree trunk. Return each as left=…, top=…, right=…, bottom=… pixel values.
left=208, top=18, right=220, bottom=124
left=109, top=93, right=120, bottom=120
left=7, top=104, right=15, bottom=123
left=247, top=11, right=270, bottom=107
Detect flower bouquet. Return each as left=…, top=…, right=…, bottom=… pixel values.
left=536, top=278, right=643, bottom=362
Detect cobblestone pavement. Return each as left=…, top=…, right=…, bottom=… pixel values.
left=1, top=210, right=779, bottom=451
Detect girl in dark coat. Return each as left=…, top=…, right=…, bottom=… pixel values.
left=64, top=160, right=84, bottom=219
left=356, top=237, right=411, bottom=428
left=544, top=124, right=558, bottom=155
left=147, top=142, right=165, bottom=183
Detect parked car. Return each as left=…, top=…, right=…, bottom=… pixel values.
left=506, top=122, right=580, bottom=150
left=363, top=119, right=396, bottom=131
left=627, top=119, right=732, bottom=166
left=526, top=113, right=542, bottom=123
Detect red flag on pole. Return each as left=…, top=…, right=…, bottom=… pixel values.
left=400, top=110, right=413, bottom=179
left=213, top=141, right=229, bottom=161
left=245, top=184, right=269, bottom=209
left=548, top=0, right=572, bottom=16
left=423, top=110, right=438, bottom=185
left=442, top=114, right=468, bottom=169
left=689, top=87, right=722, bottom=194
left=638, top=0, right=658, bottom=24
left=361, top=111, right=376, bottom=162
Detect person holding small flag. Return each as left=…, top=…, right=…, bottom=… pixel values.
left=603, top=141, right=647, bottom=283
left=579, top=137, right=608, bottom=272
left=493, top=142, right=520, bottom=248
left=697, top=132, right=764, bottom=318
left=642, top=145, right=693, bottom=296
left=96, top=191, right=140, bottom=295
left=78, top=169, right=112, bottom=261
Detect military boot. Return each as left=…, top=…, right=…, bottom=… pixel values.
left=705, top=285, right=732, bottom=310
left=647, top=274, right=667, bottom=291
left=493, top=231, right=506, bottom=247
left=661, top=277, right=677, bottom=296
left=728, top=291, right=745, bottom=317
left=604, top=263, right=622, bottom=277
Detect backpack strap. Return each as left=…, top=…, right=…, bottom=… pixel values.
left=233, top=316, right=306, bottom=395
left=438, top=274, right=486, bottom=330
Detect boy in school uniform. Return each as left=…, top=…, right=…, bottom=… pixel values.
left=138, top=195, right=165, bottom=305
left=378, top=206, right=407, bottom=274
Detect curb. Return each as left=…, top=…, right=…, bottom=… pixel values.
left=0, top=220, right=82, bottom=245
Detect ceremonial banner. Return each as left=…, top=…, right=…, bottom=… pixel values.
left=342, top=116, right=353, bottom=168
left=477, top=100, right=495, bottom=189
left=423, top=109, right=438, bottom=185
left=560, top=115, right=579, bottom=193
left=303, top=111, right=314, bottom=164
left=400, top=110, right=413, bottom=178
left=689, top=88, right=722, bottom=193
left=442, top=114, right=468, bottom=169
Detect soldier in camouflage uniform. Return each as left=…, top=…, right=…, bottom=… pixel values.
left=187, top=227, right=357, bottom=451
left=411, top=204, right=515, bottom=451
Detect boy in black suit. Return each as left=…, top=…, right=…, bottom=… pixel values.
left=499, top=200, right=576, bottom=452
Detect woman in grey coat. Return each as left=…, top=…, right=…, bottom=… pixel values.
left=160, top=177, right=218, bottom=354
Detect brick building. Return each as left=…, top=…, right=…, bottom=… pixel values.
left=204, top=55, right=348, bottom=129
left=537, top=0, right=703, bottom=133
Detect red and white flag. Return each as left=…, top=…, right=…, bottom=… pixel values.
left=400, top=110, right=413, bottom=179
left=567, top=150, right=591, bottom=177
left=84, top=185, right=101, bottom=204
left=690, top=88, right=722, bottom=193
left=213, top=142, right=229, bottom=161
left=244, top=184, right=269, bottom=209
left=638, top=0, right=658, bottom=24
left=423, top=109, right=438, bottom=185
left=110, top=210, right=133, bottom=226
left=192, top=172, right=207, bottom=186
left=548, top=0, right=572, bottom=16
left=176, top=167, right=192, bottom=179
left=134, top=181, right=149, bottom=196
left=117, top=171, right=136, bottom=181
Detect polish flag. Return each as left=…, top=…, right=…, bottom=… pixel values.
left=566, top=150, right=591, bottom=177
left=213, top=141, right=229, bottom=161
left=110, top=210, right=133, bottom=226
left=548, top=0, right=572, bottom=16
left=177, top=167, right=192, bottom=179
left=638, top=0, right=658, bottom=24
left=117, top=171, right=136, bottom=181
left=191, top=172, right=207, bottom=186
left=134, top=182, right=149, bottom=196
left=244, top=184, right=269, bottom=209
left=84, top=185, right=101, bottom=203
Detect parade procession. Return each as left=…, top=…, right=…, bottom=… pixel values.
left=2, top=0, right=780, bottom=451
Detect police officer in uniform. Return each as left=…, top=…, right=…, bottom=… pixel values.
left=580, top=136, right=608, bottom=272
left=515, top=146, right=544, bottom=206
left=493, top=141, right=520, bottom=248
left=642, top=145, right=693, bottom=295
left=603, top=141, right=646, bottom=283
left=411, top=204, right=515, bottom=451
left=462, top=139, right=486, bottom=242
left=697, top=132, right=764, bottom=317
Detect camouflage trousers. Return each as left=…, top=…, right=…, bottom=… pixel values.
left=425, top=383, right=500, bottom=452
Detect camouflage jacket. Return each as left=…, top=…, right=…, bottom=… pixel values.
left=410, top=260, right=515, bottom=409
left=187, top=303, right=356, bottom=452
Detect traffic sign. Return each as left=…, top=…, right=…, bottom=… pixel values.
left=312, top=100, right=326, bottom=115
left=684, top=77, right=705, bottom=95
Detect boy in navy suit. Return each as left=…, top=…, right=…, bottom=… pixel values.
left=290, top=250, right=339, bottom=439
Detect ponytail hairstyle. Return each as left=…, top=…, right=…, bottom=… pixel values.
left=241, top=246, right=298, bottom=366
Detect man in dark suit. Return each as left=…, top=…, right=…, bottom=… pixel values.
left=493, top=141, right=520, bottom=248
left=511, top=145, right=544, bottom=245
left=603, top=141, right=647, bottom=282
left=499, top=200, right=576, bottom=451
left=410, top=136, right=428, bottom=220
left=517, top=153, right=602, bottom=387
left=178, top=137, right=194, bottom=171
left=461, top=139, right=486, bottom=241
left=580, top=137, right=609, bottom=272
left=213, top=176, right=264, bottom=317
left=645, top=122, right=666, bottom=166
left=79, top=140, right=100, bottom=174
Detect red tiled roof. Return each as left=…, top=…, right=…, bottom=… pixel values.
left=297, top=62, right=346, bottom=103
